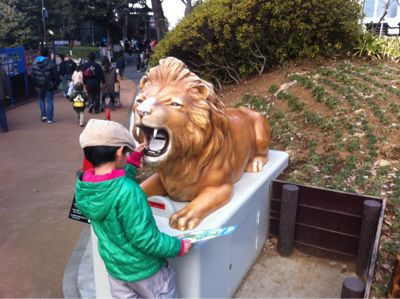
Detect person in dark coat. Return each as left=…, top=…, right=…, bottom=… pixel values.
left=100, top=56, right=117, bottom=111
left=31, top=47, right=60, bottom=123
left=0, top=67, right=10, bottom=132
left=65, top=54, right=77, bottom=97
left=133, top=39, right=143, bottom=72
left=116, top=54, right=126, bottom=80
left=58, top=54, right=68, bottom=97
left=83, top=52, right=104, bottom=114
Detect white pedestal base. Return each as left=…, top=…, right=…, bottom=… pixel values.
left=91, top=150, right=288, bottom=298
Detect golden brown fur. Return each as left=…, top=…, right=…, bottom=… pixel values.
left=389, top=253, right=400, bottom=298
left=133, top=57, right=271, bottom=230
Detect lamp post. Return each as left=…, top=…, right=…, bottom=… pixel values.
left=41, top=0, right=48, bottom=45
left=48, top=30, right=56, bottom=63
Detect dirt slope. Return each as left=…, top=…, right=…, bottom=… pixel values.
left=219, top=57, right=400, bottom=298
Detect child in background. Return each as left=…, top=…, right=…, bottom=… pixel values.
left=75, top=119, right=192, bottom=298
left=71, top=82, right=87, bottom=127
left=69, top=64, right=84, bottom=99
left=72, top=64, right=84, bottom=85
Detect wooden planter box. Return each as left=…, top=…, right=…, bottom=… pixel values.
left=269, top=180, right=386, bottom=298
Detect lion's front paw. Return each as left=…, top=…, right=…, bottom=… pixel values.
left=245, top=155, right=268, bottom=172
left=169, top=207, right=201, bottom=231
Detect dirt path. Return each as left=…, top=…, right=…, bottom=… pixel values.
left=0, top=79, right=137, bottom=297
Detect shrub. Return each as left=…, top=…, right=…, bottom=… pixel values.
left=151, top=0, right=363, bottom=85
left=354, top=32, right=400, bottom=62
left=71, top=46, right=100, bottom=61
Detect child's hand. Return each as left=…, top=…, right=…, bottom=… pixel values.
left=181, top=239, right=192, bottom=256
left=135, top=143, right=146, bottom=153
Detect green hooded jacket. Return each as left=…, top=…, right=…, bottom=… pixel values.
left=75, top=164, right=181, bottom=282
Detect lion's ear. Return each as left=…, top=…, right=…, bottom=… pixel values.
left=197, top=84, right=209, bottom=100
left=139, top=76, right=148, bottom=90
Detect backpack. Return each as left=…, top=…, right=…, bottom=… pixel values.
left=73, top=94, right=85, bottom=108
left=83, top=65, right=96, bottom=78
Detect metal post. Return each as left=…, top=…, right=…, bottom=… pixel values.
left=53, top=41, right=56, bottom=63
left=356, top=200, right=381, bottom=278
left=41, top=0, right=47, bottom=45
left=278, top=184, right=299, bottom=256
left=341, top=277, right=365, bottom=298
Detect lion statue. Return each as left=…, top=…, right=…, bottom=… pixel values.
left=132, top=57, right=271, bottom=231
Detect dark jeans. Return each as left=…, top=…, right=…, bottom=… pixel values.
left=60, top=75, right=68, bottom=96
left=118, top=67, right=125, bottom=78
left=135, top=53, right=141, bottom=70
left=0, top=99, right=8, bottom=130
left=101, top=93, right=115, bottom=109
left=88, top=88, right=101, bottom=112
left=38, top=89, right=54, bottom=121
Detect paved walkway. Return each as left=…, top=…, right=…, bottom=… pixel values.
left=0, top=63, right=141, bottom=297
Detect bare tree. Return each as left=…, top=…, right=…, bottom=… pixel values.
left=376, top=0, right=400, bottom=36
left=151, top=0, right=167, bottom=40
left=180, top=0, right=202, bottom=16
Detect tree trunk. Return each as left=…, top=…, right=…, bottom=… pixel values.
left=184, top=1, right=192, bottom=16
left=151, top=0, right=167, bottom=40
left=122, top=13, right=128, bottom=40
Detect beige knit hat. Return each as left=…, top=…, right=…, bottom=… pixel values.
left=79, top=119, right=136, bottom=151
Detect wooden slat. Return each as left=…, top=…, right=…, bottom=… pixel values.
left=269, top=180, right=384, bottom=260
left=364, top=199, right=387, bottom=298
left=295, top=224, right=359, bottom=255
left=271, top=199, right=363, bottom=236
left=269, top=217, right=359, bottom=255
left=272, top=181, right=382, bottom=215
left=270, top=217, right=279, bottom=236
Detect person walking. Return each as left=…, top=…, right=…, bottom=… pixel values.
left=116, top=54, right=126, bottom=80
left=0, top=67, right=10, bottom=132
left=31, top=47, right=60, bottom=124
left=65, top=54, right=77, bottom=98
left=100, top=56, right=117, bottom=111
left=71, top=82, right=88, bottom=127
left=133, top=39, right=143, bottom=72
left=72, top=64, right=84, bottom=86
left=58, top=54, right=68, bottom=98
left=83, top=52, right=104, bottom=114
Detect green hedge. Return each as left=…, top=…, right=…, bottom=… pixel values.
left=71, top=46, right=100, bottom=61
left=151, top=0, right=363, bottom=85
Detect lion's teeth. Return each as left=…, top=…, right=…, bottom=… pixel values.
left=153, top=129, right=158, bottom=139
left=136, top=127, right=140, bottom=136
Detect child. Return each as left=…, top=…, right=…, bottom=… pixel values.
left=69, top=64, right=84, bottom=98
left=71, top=82, right=88, bottom=127
left=72, top=64, right=84, bottom=85
left=75, top=119, right=192, bottom=298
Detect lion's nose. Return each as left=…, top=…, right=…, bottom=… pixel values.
left=137, top=109, right=150, bottom=117
left=136, top=97, right=156, bottom=118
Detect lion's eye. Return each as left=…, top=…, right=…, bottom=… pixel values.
left=170, top=101, right=182, bottom=107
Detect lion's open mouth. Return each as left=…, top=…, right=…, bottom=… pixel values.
left=137, top=126, right=169, bottom=157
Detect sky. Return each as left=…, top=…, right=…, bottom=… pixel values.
left=147, top=0, right=186, bottom=29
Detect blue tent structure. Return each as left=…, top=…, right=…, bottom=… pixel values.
left=0, top=47, right=29, bottom=105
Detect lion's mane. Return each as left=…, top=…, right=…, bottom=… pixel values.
left=143, top=57, right=229, bottom=179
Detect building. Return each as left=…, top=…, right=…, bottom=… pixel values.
left=362, top=0, right=400, bottom=34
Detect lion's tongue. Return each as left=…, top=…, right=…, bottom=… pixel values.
left=148, top=138, right=166, bottom=151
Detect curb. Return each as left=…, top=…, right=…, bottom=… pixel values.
left=62, top=225, right=91, bottom=298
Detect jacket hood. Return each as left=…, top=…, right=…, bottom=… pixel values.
left=75, top=174, right=125, bottom=221
left=36, top=56, right=48, bottom=63
left=103, top=64, right=111, bottom=72
left=35, top=57, right=50, bottom=69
